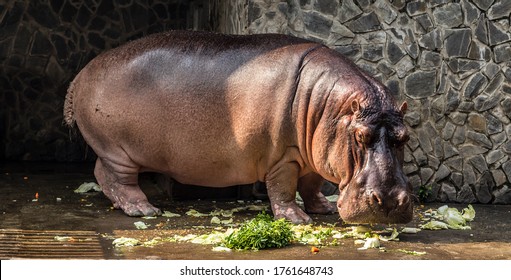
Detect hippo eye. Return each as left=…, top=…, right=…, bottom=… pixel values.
left=391, top=131, right=409, bottom=148
left=355, top=130, right=366, bottom=144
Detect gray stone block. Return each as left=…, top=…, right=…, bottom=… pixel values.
left=415, top=14, right=433, bottom=33
left=406, top=0, right=427, bottom=16
left=463, top=72, right=488, bottom=100
left=447, top=58, right=484, bottom=74
left=474, top=92, right=501, bottom=112
left=485, top=113, right=503, bottom=135
left=487, top=20, right=511, bottom=46
left=439, top=183, right=457, bottom=201
left=468, top=40, right=491, bottom=61
left=374, top=0, right=398, bottom=24
left=345, top=12, right=381, bottom=33
left=469, top=155, right=490, bottom=174
left=457, top=184, right=477, bottom=203
left=443, top=28, right=471, bottom=57
left=435, top=164, right=451, bottom=182
left=475, top=171, right=494, bottom=203
left=494, top=43, right=511, bottom=63
left=361, top=44, right=383, bottom=62
left=404, top=70, right=437, bottom=99
left=487, top=0, right=511, bottom=20
left=419, top=51, right=442, bottom=70
left=472, top=0, right=496, bottom=11
left=475, top=15, right=489, bottom=45
left=493, top=185, right=511, bottom=204
left=337, top=0, right=362, bottom=23
left=302, top=11, right=333, bottom=37
left=466, top=131, right=493, bottom=149
left=313, top=0, right=338, bottom=16
left=432, top=3, right=463, bottom=28
left=386, top=39, right=406, bottom=64
left=419, top=28, right=442, bottom=50
left=461, top=0, right=481, bottom=25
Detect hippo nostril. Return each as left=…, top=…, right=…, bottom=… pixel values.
left=371, top=191, right=383, bottom=206
left=397, top=192, right=410, bottom=207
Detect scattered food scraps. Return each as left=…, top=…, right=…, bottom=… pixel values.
left=357, top=236, right=380, bottom=250
left=186, top=209, right=210, bottom=217
left=420, top=220, right=449, bottom=230
left=212, top=246, right=232, bottom=252
left=142, top=216, right=157, bottom=220
left=112, top=237, right=141, bottom=247
left=311, top=246, right=320, bottom=253
left=420, top=205, right=475, bottom=230
left=134, top=221, right=149, bottom=230
left=397, top=249, right=427, bottom=256
left=162, top=211, right=181, bottom=218
left=379, top=228, right=399, bottom=241
left=401, top=227, right=421, bottom=234
left=74, top=182, right=102, bottom=193
left=54, top=236, right=75, bottom=242
left=210, top=216, right=233, bottom=225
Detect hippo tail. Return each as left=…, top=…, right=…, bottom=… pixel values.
left=63, top=79, right=77, bottom=128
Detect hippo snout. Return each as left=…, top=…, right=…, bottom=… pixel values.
left=337, top=180, right=414, bottom=224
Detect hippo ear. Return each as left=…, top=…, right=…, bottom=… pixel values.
left=351, top=100, right=360, bottom=114
left=399, top=101, right=408, bottom=115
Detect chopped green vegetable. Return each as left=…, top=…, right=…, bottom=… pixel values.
left=223, top=213, right=293, bottom=250
left=143, top=237, right=162, bottom=247
left=462, top=205, right=476, bottom=222
left=134, top=221, right=149, bottom=229
left=210, top=216, right=233, bottom=225
left=420, top=205, right=475, bottom=230
left=74, top=182, right=101, bottom=193
left=162, top=211, right=181, bottom=218
left=292, top=224, right=337, bottom=245
left=191, top=231, right=231, bottom=245
left=379, top=228, right=399, bottom=241
left=401, top=227, right=421, bottom=234
left=357, top=236, right=380, bottom=250
left=397, top=249, right=427, bottom=256
left=212, top=246, right=232, bottom=252
left=112, top=237, right=141, bottom=247
left=54, top=236, right=74, bottom=242
left=186, top=209, right=210, bottom=217
left=420, top=220, right=449, bottom=230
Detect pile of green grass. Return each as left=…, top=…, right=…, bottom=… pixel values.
left=223, top=213, right=293, bottom=250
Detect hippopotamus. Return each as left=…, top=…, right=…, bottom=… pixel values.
left=64, top=30, right=412, bottom=224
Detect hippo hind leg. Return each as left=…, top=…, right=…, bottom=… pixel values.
left=298, top=173, right=336, bottom=215
left=94, top=157, right=161, bottom=216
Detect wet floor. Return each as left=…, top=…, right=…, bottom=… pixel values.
left=1, top=162, right=510, bottom=260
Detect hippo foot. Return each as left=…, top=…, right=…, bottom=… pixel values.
left=116, top=201, right=162, bottom=217
left=272, top=202, right=313, bottom=224
left=303, top=193, right=337, bottom=215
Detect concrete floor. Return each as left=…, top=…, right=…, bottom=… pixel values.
left=1, top=162, right=510, bottom=260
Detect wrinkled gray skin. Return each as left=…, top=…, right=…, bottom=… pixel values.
left=64, top=31, right=412, bottom=224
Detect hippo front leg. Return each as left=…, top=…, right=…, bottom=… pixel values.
left=298, top=173, right=336, bottom=214
left=265, top=153, right=312, bottom=224
left=94, top=158, right=161, bottom=216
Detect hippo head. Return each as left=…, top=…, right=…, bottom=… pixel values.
left=313, top=90, right=413, bottom=224
left=337, top=98, right=412, bottom=224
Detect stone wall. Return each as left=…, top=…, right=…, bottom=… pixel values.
left=237, top=0, right=511, bottom=204
left=0, top=0, right=211, bottom=161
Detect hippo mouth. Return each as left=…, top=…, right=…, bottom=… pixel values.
left=337, top=183, right=413, bottom=224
